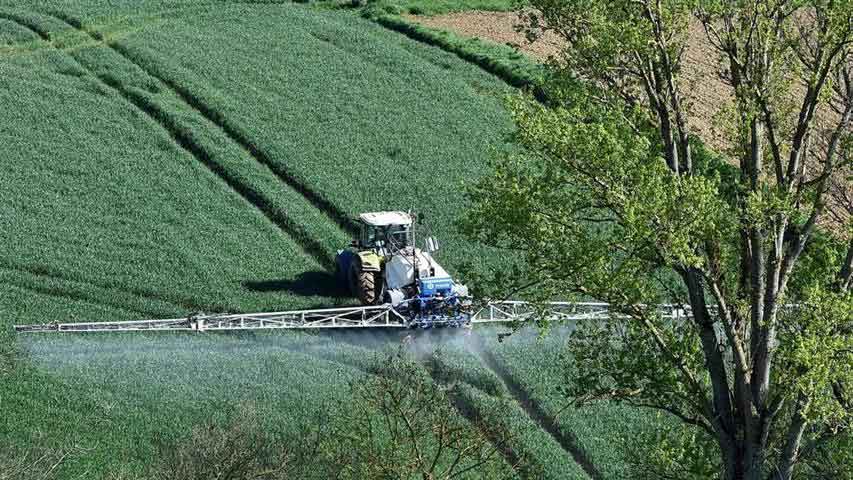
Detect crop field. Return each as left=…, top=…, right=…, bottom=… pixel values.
left=7, top=323, right=662, bottom=478
left=11, top=332, right=367, bottom=476
left=483, top=331, right=662, bottom=479
left=0, top=1, right=515, bottom=318
left=0, top=1, right=663, bottom=478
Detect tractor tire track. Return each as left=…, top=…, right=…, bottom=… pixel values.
left=3, top=278, right=157, bottom=319
left=0, top=12, right=50, bottom=41
left=49, top=11, right=358, bottom=236
left=2, top=13, right=336, bottom=269
left=0, top=262, right=206, bottom=315
left=425, top=368, right=531, bottom=479
left=95, top=72, right=336, bottom=269
left=473, top=332, right=603, bottom=480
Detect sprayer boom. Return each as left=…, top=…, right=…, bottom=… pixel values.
left=13, top=302, right=698, bottom=334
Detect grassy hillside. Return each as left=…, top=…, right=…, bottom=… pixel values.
left=0, top=2, right=514, bottom=321
left=0, top=2, right=662, bottom=479
left=0, top=2, right=513, bottom=477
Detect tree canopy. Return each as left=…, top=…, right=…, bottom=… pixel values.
left=465, top=1, right=852, bottom=479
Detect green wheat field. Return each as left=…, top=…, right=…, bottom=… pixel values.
left=1, top=1, right=659, bottom=478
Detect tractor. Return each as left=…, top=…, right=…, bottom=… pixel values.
left=12, top=208, right=659, bottom=334
left=334, top=211, right=470, bottom=326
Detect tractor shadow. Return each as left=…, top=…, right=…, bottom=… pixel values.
left=242, top=270, right=349, bottom=299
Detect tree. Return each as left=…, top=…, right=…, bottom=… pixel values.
left=316, top=352, right=518, bottom=480
left=465, top=1, right=852, bottom=479
left=149, top=354, right=517, bottom=480
left=154, top=404, right=315, bottom=480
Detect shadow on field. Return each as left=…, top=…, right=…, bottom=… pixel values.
left=242, top=270, right=349, bottom=298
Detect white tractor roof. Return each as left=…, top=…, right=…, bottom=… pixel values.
left=359, top=211, right=413, bottom=227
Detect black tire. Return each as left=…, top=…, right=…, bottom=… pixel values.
left=334, top=255, right=347, bottom=290
left=348, top=261, right=359, bottom=297
left=358, top=270, right=377, bottom=305
left=349, top=261, right=382, bottom=305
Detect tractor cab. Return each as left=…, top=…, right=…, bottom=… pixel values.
left=357, top=211, right=414, bottom=253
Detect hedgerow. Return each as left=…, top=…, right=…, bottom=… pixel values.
left=368, top=13, right=545, bottom=90
left=357, top=0, right=518, bottom=16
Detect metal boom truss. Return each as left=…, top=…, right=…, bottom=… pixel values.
left=13, top=302, right=694, bottom=334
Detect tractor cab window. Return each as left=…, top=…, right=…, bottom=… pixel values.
left=360, top=224, right=377, bottom=247
left=360, top=223, right=412, bottom=249
left=384, top=224, right=412, bottom=248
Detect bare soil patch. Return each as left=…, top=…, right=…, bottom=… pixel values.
left=407, top=10, right=850, bottom=234
left=407, top=11, right=729, bottom=151
left=403, top=11, right=563, bottom=61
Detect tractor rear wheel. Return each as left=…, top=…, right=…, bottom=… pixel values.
left=357, top=270, right=378, bottom=305
left=349, top=262, right=382, bottom=305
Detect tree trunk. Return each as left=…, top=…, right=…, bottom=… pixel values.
left=720, top=442, right=742, bottom=480
left=683, top=268, right=744, bottom=476
left=838, top=235, right=853, bottom=293
left=717, top=437, right=777, bottom=480
left=776, top=397, right=809, bottom=480
left=650, top=63, right=679, bottom=174
left=658, top=103, right=679, bottom=174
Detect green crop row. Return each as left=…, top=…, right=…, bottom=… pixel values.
left=427, top=343, right=508, bottom=397
left=98, top=4, right=516, bottom=277
left=484, top=329, right=662, bottom=479
left=0, top=17, right=37, bottom=44
left=453, top=383, right=591, bottom=480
